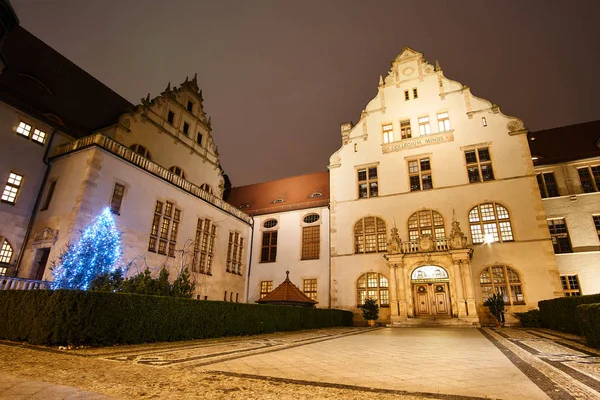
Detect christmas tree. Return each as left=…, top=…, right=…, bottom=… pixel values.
left=52, top=207, right=122, bottom=290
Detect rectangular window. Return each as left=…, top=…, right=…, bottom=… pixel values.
left=465, top=147, right=494, bottom=183
left=593, top=215, right=600, bottom=241
left=418, top=116, right=431, bottom=135
left=303, top=279, right=317, bottom=301
left=408, top=157, right=433, bottom=191
left=40, top=180, right=57, bottom=211
left=226, top=231, right=244, bottom=274
left=400, top=120, right=412, bottom=139
left=357, top=166, right=378, bottom=198
left=183, top=122, right=190, bottom=136
left=577, top=166, right=600, bottom=193
left=536, top=173, right=559, bottom=198
left=110, top=183, right=125, bottom=215
left=302, top=226, right=320, bottom=260
left=31, top=129, right=46, bottom=144
left=260, top=281, right=273, bottom=298
left=148, top=201, right=180, bottom=257
left=187, top=101, right=194, bottom=112
left=437, top=112, right=451, bottom=132
left=482, top=117, right=487, bottom=127
left=167, top=111, right=175, bottom=124
left=224, top=291, right=228, bottom=301
left=260, top=231, right=278, bottom=262
left=548, top=219, right=572, bottom=254
left=382, top=123, right=394, bottom=144
left=1, top=172, right=23, bottom=204
left=16, top=121, right=32, bottom=138
left=197, top=133, right=203, bottom=146
left=561, top=275, right=581, bottom=296
left=236, top=293, right=239, bottom=302
left=412, top=88, right=418, bottom=99
left=404, top=90, right=409, bottom=101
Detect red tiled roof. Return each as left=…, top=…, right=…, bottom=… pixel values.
left=228, top=171, right=329, bottom=216
left=256, top=271, right=317, bottom=307
left=529, top=120, right=600, bottom=166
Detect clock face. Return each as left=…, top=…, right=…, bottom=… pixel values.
left=403, top=67, right=414, bottom=76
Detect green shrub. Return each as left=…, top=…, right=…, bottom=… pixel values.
left=360, top=298, right=379, bottom=321
left=0, top=290, right=353, bottom=346
left=578, top=303, right=600, bottom=349
left=538, top=293, right=600, bottom=335
left=514, top=309, right=541, bottom=328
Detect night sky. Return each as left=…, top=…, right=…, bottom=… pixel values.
left=11, top=0, right=600, bottom=187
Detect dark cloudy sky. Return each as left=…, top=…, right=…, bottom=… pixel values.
left=11, top=0, right=600, bottom=186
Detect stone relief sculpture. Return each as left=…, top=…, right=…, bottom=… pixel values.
left=387, top=227, right=402, bottom=255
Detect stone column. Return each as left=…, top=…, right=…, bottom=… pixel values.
left=397, top=262, right=408, bottom=319
left=460, top=259, right=477, bottom=316
left=452, top=258, right=467, bottom=318
left=389, top=263, right=399, bottom=317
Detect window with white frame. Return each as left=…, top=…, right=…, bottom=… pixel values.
left=469, top=203, right=513, bottom=244
left=31, top=129, right=46, bottom=144
left=408, top=157, right=432, bottom=191
left=382, top=123, right=394, bottom=144
left=354, top=217, right=387, bottom=253
left=303, top=279, right=317, bottom=301
left=437, top=112, right=451, bottom=132
left=400, top=120, right=412, bottom=139
left=0, top=237, right=14, bottom=264
left=537, top=172, right=560, bottom=198
left=408, top=210, right=445, bottom=241
left=561, top=275, right=581, bottom=296
left=1, top=172, right=23, bottom=204
left=577, top=166, right=600, bottom=193
left=357, top=166, right=378, bottom=198
left=226, top=231, right=244, bottom=274
left=418, top=116, right=431, bottom=135
left=16, top=121, right=32, bottom=137
left=301, top=214, right=320, bottom=260
left=547, top=219, right=572, bottom=254
left=192, top=218, right=217, bottom=274
left=465, top=147, right=494, bottom=183
left=357, top=272, right=389, bottom=307
left=148, top=201, right=180, bottom=257
left=480, top=265, right=525, bottom=305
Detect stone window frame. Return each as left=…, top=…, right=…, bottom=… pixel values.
left=226, top=230, right=244, bottom=275
left=1, top=172, right=24, bottom=205
left=303, top=278, right=318, bottom=301
left=577, top=165, right=600, bottom=193
left=200, top=183, right=212, bottom=194
left=547, top=218, right=573, bottom=254
left=463, top=145, right=494, bottom=183
left=354, top=216, right=387, bottom=254
left=168, top=166, right=186, bottom=180
left=357, top=272, right=389, bottom=307
left=404, top=90, right=409, bottom=101
left=109, top=182, right=126, bottom=215
left=479, top=265, right=525, bottom=306
left=412, top=88, right=418, bottom=99
left=400, top=119, right=412, bottom=139
left=436, top=112, right=451, bottom=132
left=593, top=215, right=600, bottom=242
left=148, top=200, right=181, bottom=258
left=167, top=110, right=175, bottom=125
left=301, top=213, right=321, bottom=260
left=16, top=120, right=47, bottom=145
left=129, top=144, right=152, bottom=160
left=40, top=179, right=58, bottom=211
left=537, top=172, right=560, bottom=198
left=192, top=217, right=217, bottom=275
left=356, top=164, right=379, bottom=199
left=382, top=122, right=394, bottom=144
left=560, top=275, right=581, bottom=297
left=260, top=280, right=273, bottom=299
left=0, top=237, right=14, bottom=267
left=468, top=202, right=514, bottom=244
left=407, top=156, right=433, bottom=192
left=407, top=209, right=445, bottom=241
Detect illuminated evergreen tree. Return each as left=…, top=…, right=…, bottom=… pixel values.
left=52, top=207, right=122, bottom=290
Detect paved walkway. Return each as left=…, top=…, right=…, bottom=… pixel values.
left=1, top=327, right=600, bottom=399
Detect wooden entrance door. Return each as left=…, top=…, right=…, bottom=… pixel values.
left=413, top=283, right=450, bottom=317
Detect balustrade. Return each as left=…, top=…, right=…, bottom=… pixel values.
left=0, top=277, right=51, bottom=291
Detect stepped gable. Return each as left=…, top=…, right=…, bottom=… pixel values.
left=256, top=271, right=317, bottom=307
left=227, top=171, right=329, bottom=216
left=529, top=120, right=600, bottom=166
left=0, top=26, right=133, bottom=137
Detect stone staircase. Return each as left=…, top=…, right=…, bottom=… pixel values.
left=388, top=316, right=480, bottom=328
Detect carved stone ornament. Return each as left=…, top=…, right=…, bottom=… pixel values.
left=507, top=118, right=524, bottom=132
left=448, top=220, right=468, bottom=250
left=387, top=227, right=402, bottom=255
left=418, top=235, right=434, bottom=252
left=33, top=227, right=58, bottom=244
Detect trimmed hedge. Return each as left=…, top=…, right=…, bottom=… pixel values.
left=514, top=309, right=541, bottom=328
left=0, top=290, right=353, bottom=346
left=539, top=293, right=600, bottom=335
left=578, top=303, right=600, bottom=349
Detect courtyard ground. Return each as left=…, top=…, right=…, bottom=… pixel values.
left=1, top=327, right=599, bottom=399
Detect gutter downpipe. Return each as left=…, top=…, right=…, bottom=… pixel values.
left=14, top=129, right=56, bottom=277
left=245, top=216, right=255, bottom=303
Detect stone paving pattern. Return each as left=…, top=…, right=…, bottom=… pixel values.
left=1, top=327, right=599, bottom=399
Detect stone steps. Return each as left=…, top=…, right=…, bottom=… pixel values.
left=388, top=317, right=480, bottom=328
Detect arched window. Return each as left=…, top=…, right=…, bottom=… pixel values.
left=480, top=265, right=524, bottom=305
left=468, top=203, right=513, bottom=244
left=357, top=272, right=389, bottom=307
left=129, top=144, right=151, bottom=160
left=168, top=166, right=185, bottom=179
left=408, top=210, right=445, bottom=241
left=354, top=217, right=387, bottom=253
left=200, top=183, right=212, bottom=194
left=0, top=238, right=14, bottom=265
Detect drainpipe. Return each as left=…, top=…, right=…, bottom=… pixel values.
left=245, top=216, right=255, bottom=303
left=14, top=129, right=56, bottom=277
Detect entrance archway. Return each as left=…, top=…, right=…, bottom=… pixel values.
left=411, top=266, right=451, bottom=318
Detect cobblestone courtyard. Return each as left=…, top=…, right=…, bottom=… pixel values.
left=1, top=327, right=599, bottom=399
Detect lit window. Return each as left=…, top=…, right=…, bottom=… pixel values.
left=167, top=111, right=175, bottom=124
left=437, top=112, right=451, bottom=132
left=357, top=166, right=378, bottom=198
left=260, top=231, right=278, bottom=262
left=547, top=219, right=572, bottom=254
left=400, top=120, right=412, bottom=139
left=226, top=231, right=244, bottom=274
left=412, top=88, right=418, bottom=99
left=561, top=275, right=581, bottom=297
left=0, top=238, right=14, bottom=264
left=260, top=281, right=273, bottom=299
left=408, top=157, right=432, bottom=191
left=302, top=226, right=320, bottom=260
left=1, top=172, right=23, bottom=204
left=16, top=122, right=32, bottom=137
left=357, top=272, right=389, bottom=307
left=382, top=123, right=394, bottom=144
left=168, top=166, right=186, bottom=179
left=40, top=180, right=57, bottom=211
left=465, top=147, right=494, bottom=183
left=200, top=183, right=212, bottom=194
left=110, top=183, right=125, bottom=215
left=303, top=279, right=317, bottom=301
left=418, top=116, right=431, bottom=135
left=129, top=144, right=151, bottom=160
left=480, top=265, right=525, bottom=305
left=31, top=129, right=46, bottom=144
left=594, top=215, right=600, bottom=241
left=482, top=117, right=487, bottom=127
left=148, top=200, right=180, bottom=257
left=469, top=203, right=513, bottom=244
left=537, top=172, right=559, bottom=198
left=577, top=166, right=600, bottom=193
left=404, top=90, right=409, bottom=101
left=192, top=218, right=216, bottom=274
left=354, top=216, right=387, bottom=253
left=408, top=210, right=445, bottom=241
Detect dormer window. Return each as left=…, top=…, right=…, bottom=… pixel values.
left=167, top=111, right=175, bottom=125
left=183, top=122, right=190, bottom=136
left=309, top=192, right=323, bottom=198
left=187, top=101, right=194, bottom=112
left=239, top=203, right=250, bottom=209
left=272, top=198, right=284, bottom=204
left=129, top=144, right=151, bottom=160
left=200, top=183, right=213, bottom=194
left=168, top=166, right=186, bottom=179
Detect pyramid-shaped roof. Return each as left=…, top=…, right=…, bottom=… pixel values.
left=256, top=271, right=317, bottom=307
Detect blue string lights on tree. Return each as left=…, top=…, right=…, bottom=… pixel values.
left=52, top=207, right=122, bottom=290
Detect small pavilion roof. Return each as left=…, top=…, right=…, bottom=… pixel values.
left=256, top=271, right=317, bottom=307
